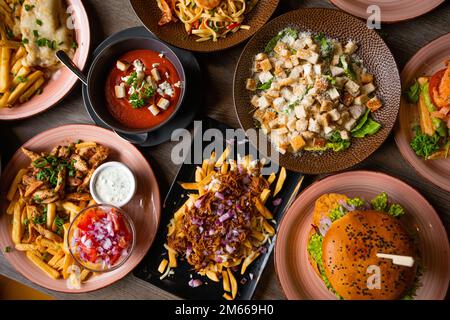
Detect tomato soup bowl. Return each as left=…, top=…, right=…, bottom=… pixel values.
left=86, top=37, right=186, bottom=135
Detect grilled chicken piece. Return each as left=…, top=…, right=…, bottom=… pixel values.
left=88, top=146, right=109, bottom=168
left=21, top=148, right=41, bottom=161
left=54, top=167, right=66, bottom=197
left=24, top=181, right=44, bottom=198
left=49, top=146, right=60, bottom=156
left=65, top=193, right=92, bottom=201
left=32, top=189, right=57, bottom=202
left=78, top=169, right=94, bottom=192
left=71, top=154, right=89, bottom=172
left=58, top=146, right=71, bottom=158
left=67, top=176, right=82, bottom=187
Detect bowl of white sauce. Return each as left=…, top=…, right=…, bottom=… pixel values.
left=90, top=161, right=136, bottom=207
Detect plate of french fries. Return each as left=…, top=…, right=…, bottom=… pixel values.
left=133, top=118, right=304, bottom=300
left=0, top=0, right=90, bottom=120
left=0, top=124, right=161, bottom=292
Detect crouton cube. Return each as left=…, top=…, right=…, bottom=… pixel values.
left=295, top=105, right=307, bottom=119
left=290, top=135, right=306, bottom=152
left=116, top=60, right=130, bottom=71
left=148, top=104, right=160, bottom=116
left=246, top=78, right=257, bottom=91
left=290, top=55, right=300, bottom=66
left=349, top=105, right=366, bottom=119
left=257, top=96, right=271, bottom=109
left=331, top=54, right=340, bottom=66
left=344, top=118, right=357, bottom=131
left=296, top=119, right=308, bottom=132
left=251, top=95, right=259, bottom=107
left=345, top=79, right=360, bottom=96
left=114, top=84, right=126, bottom=98
left=273, top=97, right=286, bottom=110
left=306, top=51, right=320, bottom=64
left=151, top=68, right=161, bottom=81
left=157, top=97, right=170, bottom=110
left=327, top=88, right=340, bottom=100
left=361, top=72, right=374, bottom=84
left=146, top=76, right=157, bottom=89
left=328, top=109, right=340, bottom=122
left=361, top=83, right=376, bottom=95
left=308, top=118, right=321, bottom=133
left=320, top=100, right=333, bottom=113
left=258, top=71, right=273, bottom=84
left=342, top=91, right=354, bottom=106
left=344, top=40, right=358, bottom=55
left=330, top=66, right=344, bottom=77
left=366, top=96, right=382, bottom=112
left=354, top=94, right=369, bottom=105
left=303, top=63, right=312, bottom=76
left=259, top=58, right=273, bottom=72
left=313, top=64, right=322, bottom=75
left=255, top=53, right=268, bottom=61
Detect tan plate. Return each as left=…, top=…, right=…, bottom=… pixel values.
left=275, top=171, right=449, bottom=300
left=234, top=8, right=401, bottom=174
left=0, top=0, right=90, bottom=121
left=395, top=33, right=450, bottom=192
left=330, top=0, right=444, bottom=23
left=129, top=0, right=279, bottom=52
left=0, top=125, right=161, bottom=293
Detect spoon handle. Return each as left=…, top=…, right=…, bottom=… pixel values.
left=56, top=50, right=88, bottom=85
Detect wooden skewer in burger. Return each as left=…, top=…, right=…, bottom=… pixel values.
left=307, top=193, right=417, bottom=300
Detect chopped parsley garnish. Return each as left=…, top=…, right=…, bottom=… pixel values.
left=55, top=215, right=69, bottom=235
left=16, top=76, right=28, bottom=83
left=71, top=41, right=78, bottom=49
left=4, top=246, right=12, bottom=253
left=24, top=4, right=35, bottom=11
left=36, top=19, right=43, bottom=26
left=6, top=28, right=14, bottom=40
left=410, top=127, right=441, bottom=159
left=33, top=30, right=39, bottom=37
left=22, top=38, right=29, bottom=44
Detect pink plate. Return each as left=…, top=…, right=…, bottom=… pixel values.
left=330, top=0, right=444, bottom=23
left=0, top=0, right=90, bottom=121
left=0, top=125, right=161, bottom=293
left=395, top=33, right=450, bottom=192
left=275, top=171, right=449, bottom=300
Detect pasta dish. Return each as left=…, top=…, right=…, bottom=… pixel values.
left=156, top=0, right=258, bottom=42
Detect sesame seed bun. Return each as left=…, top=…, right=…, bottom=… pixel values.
left=322, top=210, right=416, bottom=300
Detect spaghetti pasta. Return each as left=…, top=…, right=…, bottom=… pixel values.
left=156, top=0, right=258, bottom=42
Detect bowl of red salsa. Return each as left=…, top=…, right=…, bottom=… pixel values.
left=67, top=205, right=136, bottom=272
left=86, top=38, right=186, bottom=134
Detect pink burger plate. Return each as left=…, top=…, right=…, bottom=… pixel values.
left=0, top=0, right=90, bottom=121
left=275, top=171, right=449, bottom=300
left=0, top=125, right=161, bottom=293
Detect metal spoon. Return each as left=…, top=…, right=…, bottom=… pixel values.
left=56, top=50, right=87, bottom=85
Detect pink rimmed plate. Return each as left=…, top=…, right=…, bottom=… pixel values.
left=0, top=0, right=90, bottom=121
left=275, top=171, right=449, bottom=300
left=0, top=125, right=161, bottom=292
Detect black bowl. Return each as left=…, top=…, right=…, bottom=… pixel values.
left=87, top=37, right=186, bottom=134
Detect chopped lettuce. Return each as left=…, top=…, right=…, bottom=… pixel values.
left=405, top=80, right=420, bottom=103
left=352, top=108, right=370, bottom=133
left=388, top=204, right=405, bottom=217
left=314, top=33, right=333, bottom=59
left=352, top=118, right=382, bottom=138
left=329, top=205, right=346, bottom=222
left=371, top=192, right=388, bottom=211
left=347, top=197, right=365, bottom=207
left=307, top=233, right=333, bottom=290
left=326, top=131, right=351, bottom=152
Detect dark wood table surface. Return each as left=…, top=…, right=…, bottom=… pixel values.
left=1, top=0, right=449, bottom=300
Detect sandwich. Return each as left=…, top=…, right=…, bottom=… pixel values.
left=307, top=192, right=417, bottom=300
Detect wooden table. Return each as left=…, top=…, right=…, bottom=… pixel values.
left=1, top=0, right=449, bottom=300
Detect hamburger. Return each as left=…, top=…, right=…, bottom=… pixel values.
left=307, top=192, right=417, bottom=300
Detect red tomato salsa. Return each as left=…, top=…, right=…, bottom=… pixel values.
left=105, top=49, right=182, bottom=129
left=70, top=206, right=133, bottom=271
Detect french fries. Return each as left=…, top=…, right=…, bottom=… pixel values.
left=0, top=3, right=46, bottom=107
left=161, top=148, right=288, bottom=299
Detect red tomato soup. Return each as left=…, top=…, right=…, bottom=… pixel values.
left=105, top=49, right=182, bottom=129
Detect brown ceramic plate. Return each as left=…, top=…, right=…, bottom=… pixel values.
left=129, top=0, right=279, bottom=52
left=331, top=0, right=444, bottom=23
left=233, top=8, right=401, bottom=174
left=0, top=125, right=161, bottom=293
left=275, top=171, right=449, bottom=300
left=0, top=0, right=90, bottom=121
left=395, top=33, right=450, bottom=192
